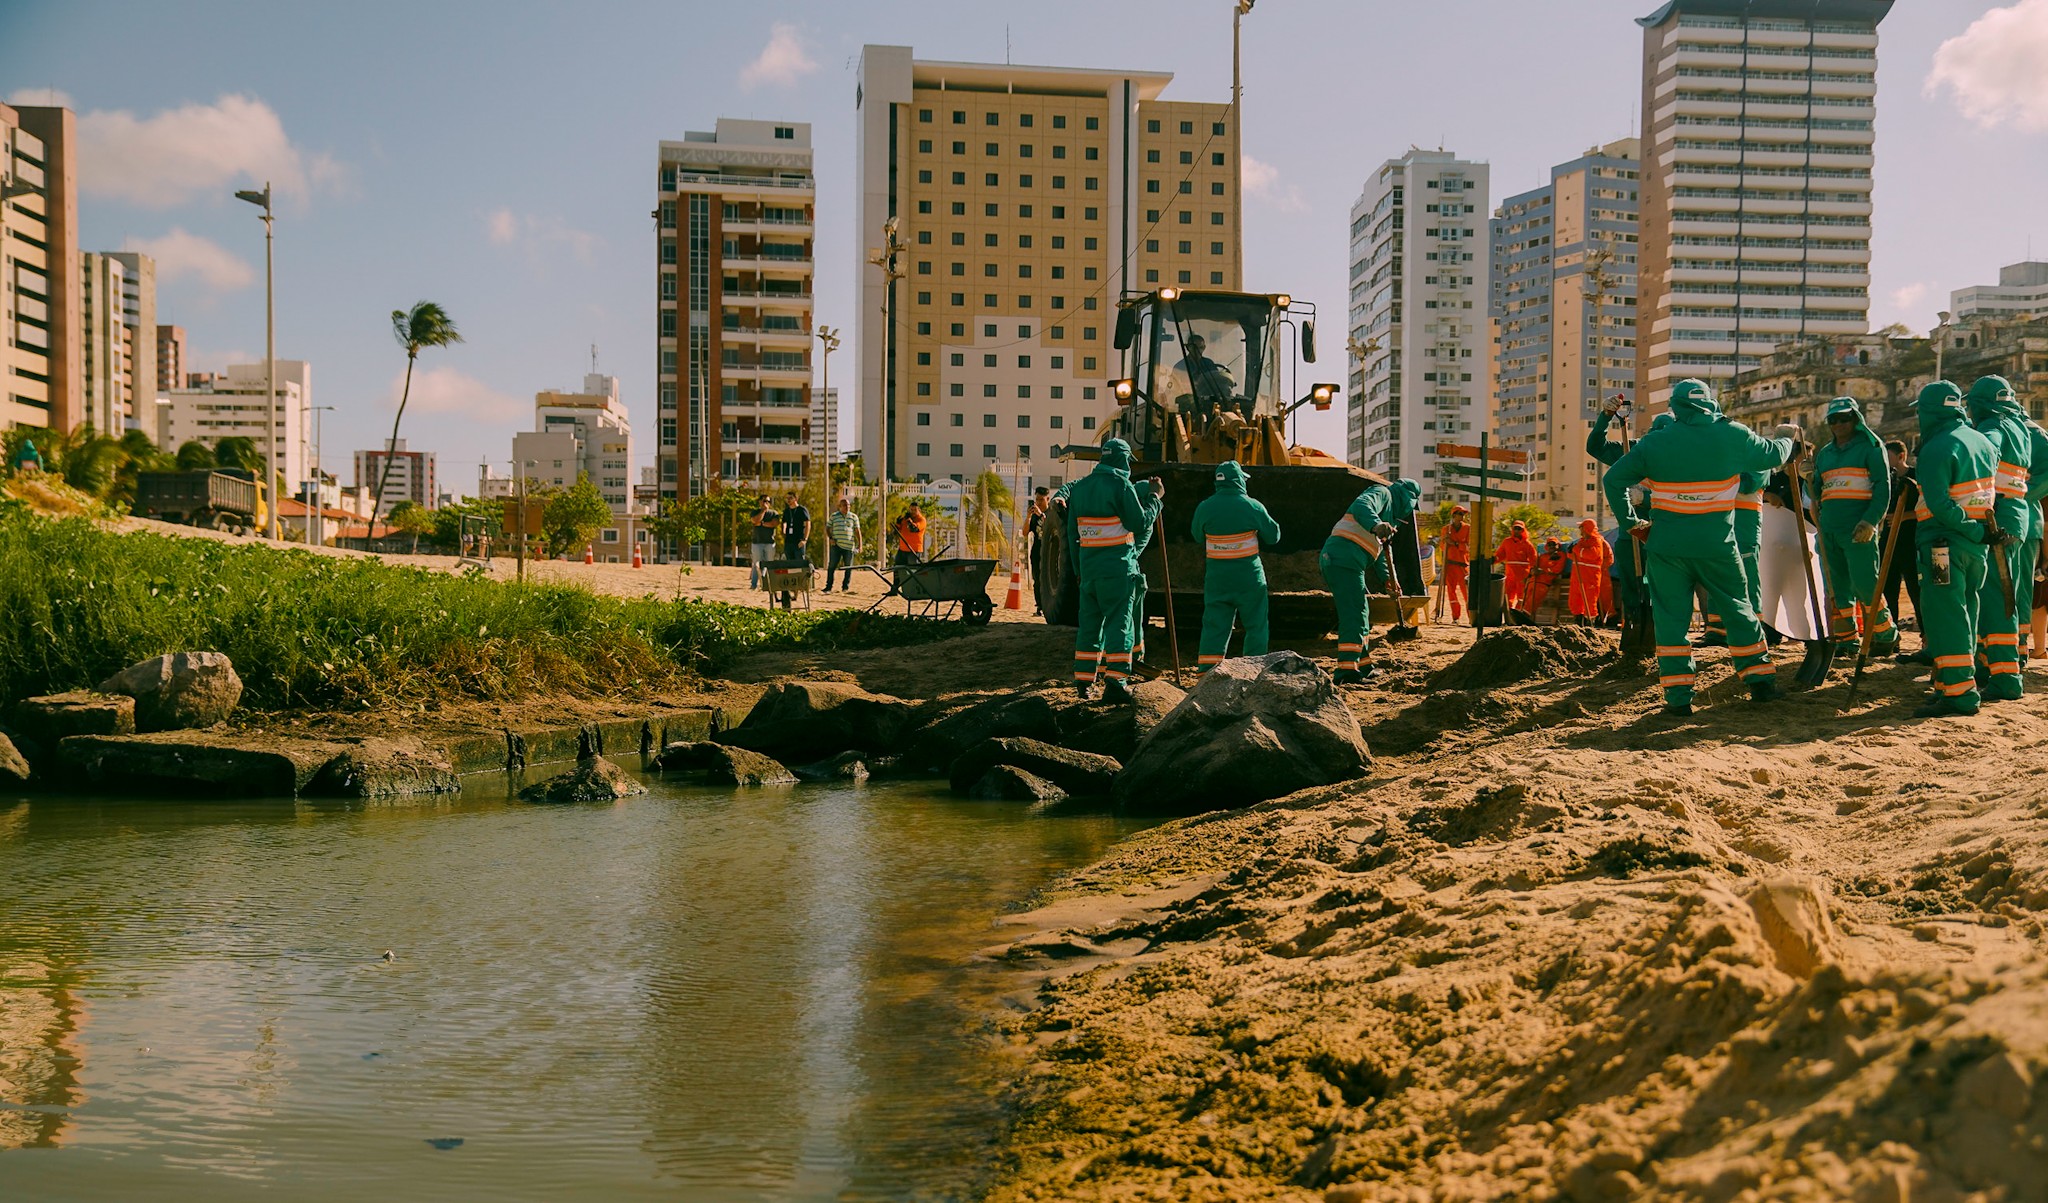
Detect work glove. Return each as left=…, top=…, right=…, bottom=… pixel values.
left=1373, top=522, right=1397, bottom=538
left=1852, top=521, right=1877, bottom=544
left=1988, top=524, right=2016, bottom=548
left=1774, top=423, right=1804, bottom=443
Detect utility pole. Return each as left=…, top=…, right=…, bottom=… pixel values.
left=816, top=323, right=840, bottom=501
left=1231, top=1, right=1253, bottom=285
left=234, top=182, right=277, bottom=539
left=867, top=219, right=905, bottom=570
left=1584, top=240, right=1614, bottom=528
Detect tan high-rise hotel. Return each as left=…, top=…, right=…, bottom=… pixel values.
left=1635, top=0, right=1889, bottom=402
left=856, top=47, right=1241, bottom=487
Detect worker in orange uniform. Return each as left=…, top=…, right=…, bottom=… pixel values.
left=1494, top=520, right=1538, bottom=612
left=1569, top=518, right=1613, bottom=625
left=1526, top=537, right=1570, bottom=615
left=1440, top=505, right=1472, bottom=620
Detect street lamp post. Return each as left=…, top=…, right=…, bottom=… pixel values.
left=306, top=403, right=334, bottom=545
left=1934, top=309, right=1952, bottom=381
left=234, top=183, right=277, bottom=540
left=816, top=323, right=839, bottom=503
left=514, top=459, right=539, bottom=584
left=867, top=219, right=906, bottom=570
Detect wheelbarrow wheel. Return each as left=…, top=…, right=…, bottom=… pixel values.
left=962, top=595, right=994, bottom=627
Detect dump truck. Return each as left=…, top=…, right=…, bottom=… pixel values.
left=1036, top=288, right=1424, bottom=637
left=134, top=469, right=265, bottom=532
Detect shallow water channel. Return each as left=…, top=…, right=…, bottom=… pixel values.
left=0, top=772, right=1143, bottom=1201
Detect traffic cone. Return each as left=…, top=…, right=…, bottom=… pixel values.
left=584, top=544, right=594, bottom=564
left=1003, top=558, right=1023, bottom=610
left=631, top=545, right=643, bottom=568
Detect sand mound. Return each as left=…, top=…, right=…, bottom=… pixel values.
left=1429, top=625, right=1614, bottom=692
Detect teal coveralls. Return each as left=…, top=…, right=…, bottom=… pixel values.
left=1064, top=439, right=1162, bottom=687
left=1190, top=460, right=1280, bottom=672
left=1320, top=478, right=1416, bottom=674
left=1805, top=397, right=1897, bottom=648
left=1605, top=380, right=1794, bottom=709
left=1966, top=376, right=2031, bottom=699
left=1913, top=382, right=1999, bottom=715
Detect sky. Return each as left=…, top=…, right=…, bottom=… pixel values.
left=6, top=0, right=2047, bottom=492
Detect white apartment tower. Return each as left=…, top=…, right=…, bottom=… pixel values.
left=1953, top=262, right=2048, bottom=322
left=1635, top=0, right=1889, bottom=400
left=522, top=372, right=634, bottom=512
left=155, top=360, right=310, bottom=485
left=1347, top=149, right=1489, bottom=507
left=655, top=119, right=815, bottom=503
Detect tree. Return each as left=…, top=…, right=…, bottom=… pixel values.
left=645, top=498, right=708, bottom=560
left=213, top=436, right=265, bottom=477
left=388, top=500, right=436, bottom=553
left=110, top=429, right=171, bottom=509
left=431, top=496, right=501, bottom=552
left=369, top=300, right=464, bottom=539
left=542, top=474, right=611, bottom=558
left=963, top=469, right=1016, bottom=558
left=175, top=440, right=216, bottom=471
left=1491, top=502, right=1561, bottom=546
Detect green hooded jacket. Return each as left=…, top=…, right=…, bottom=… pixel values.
left=1323, top=482, right=1395, bottom=568
left=1914, top=382, right=1998, bottom=548
left=1805, top=396, right=1892, bottom=536
left=1064, top=438, right=1162, bottom=576
left=1604, top=379, right=1795, bottom=558
left=1191, top=461, right=1280, bottom=585
left=1966, top=375, right=2034, bottom=540
left=2024, top=412, right=2048, bottom=541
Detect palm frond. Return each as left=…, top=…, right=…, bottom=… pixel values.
left=393, top=300, right=464, bottom=356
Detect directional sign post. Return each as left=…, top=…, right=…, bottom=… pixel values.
left=1434, top=431, right=1529, bottom=635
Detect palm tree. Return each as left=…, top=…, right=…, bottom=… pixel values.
left=368, top=300, right=463, bottom=538
left=110, top=429, right=170, bottom=509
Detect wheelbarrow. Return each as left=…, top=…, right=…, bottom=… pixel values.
left=864, top=557, right=997, bottom=625
left=759, top=558, right=814, bottom=610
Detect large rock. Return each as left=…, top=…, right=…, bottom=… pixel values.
left=97, top=652, right=243, bottom=731
left=948, top=736, right=1121, bottom=797
left=1113, top=651, right=1370, bottom=816
left=720, top=681, right=917, bottom=760
left=1061, top=678, right=1184, bottom=761
left=0, top=733, right=29, bottom=788
left=903, top=679, right=1184, bottom=772
left=656, top=740, right=797, bottom=786
left=520, top=754, right=646, bottom=804
left=14, top=690, right=135, bottom=741
left=968, top=765, right=1065, bottom=803
left=791, top=750, right=871, bottom=783
left=309, top=739, right=462, bottom=799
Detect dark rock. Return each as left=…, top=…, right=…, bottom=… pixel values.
left=903, top=690, right=1062, bottom=771
left=309, top=739, right=462, bottom=799
left=1060, top=678, right=1184, bottom=761
left=655, top=740, right=797, bottom=786
left=97, top=651, right=244, bottom=731
left=519, top=754, right=646, bottom=803
left=59, top=731, right=344, bottom=797
left=0, top=733, right=29, bottom=788
left=1113, top=651, right=1370, bottom=816
left=791, top=750, right=871, bottom=783
left=968, top=765, right=1066, bottom=803
left=948, top=736, right=1121, bottom=797
left=720, top=681, right=917, bottom=760
left=15, top=690, right=135, bottom=742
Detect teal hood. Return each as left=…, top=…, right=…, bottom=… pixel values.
left=1917, top=381, right=1967, bottom=439
left=1649, top=412, right=1675, bottom=433
left=1966, top=375, right=2023, bottom=422
left=1213, top=459, right=1248, bottom=494
left=1825, top=396, right=1882, bottom=452
left=1669, top=378, right=1722, bottom=426
left=1098, top=438, right=1133, bottom=474
left=1392, top=477, right=1421, bottom=521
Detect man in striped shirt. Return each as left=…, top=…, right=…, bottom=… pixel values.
left=822, top=497, right=862, bottom=593
left=1605, top=378, right=1799, bottom=716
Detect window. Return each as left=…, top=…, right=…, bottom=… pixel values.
left=950, top=322, right=964, bottom=336
left=1210, top=182, right=1225, bottom=195
left=1085, top=116, right=1099, bottom=130
left=1019, top=174, right=1032, bottom=188
left=1147, top=119, right=1161, bottom=133
left=1180, top=120, right=1193, bottom=134
left=1018, top=386, right=1031, bottom=399
left=917, top=321, right=931, bottom=334
left=1083, top=266, right=1098, bottom=280
left=1083, top=356, right=1098, bottom=371
left=951, top=443, right=964, bottom=456
left=984, top=173, right=999, bottom=187
left=917, top=139, right=932, bottom=153
left=661, top=242, right=677, bottom=264
left=661, top=274, right=677, bottom=299
left=1018, top=414, right=1032, bottom=427
left=1085, top=207, right=1098, bottom=220
left=1082, top=326, right=1098, bottom=341
left=919, top=108, right=933, bottom=122
left=916, top=411, right=931, bottom=426
left=774, top=126, right=794, bottom=140
left=1019, top=204, right=1033, bottom=218
left=985, top=142, right=999, bottom=156
left=983, top=413, right=997, bottom=426
left=950, top=413, right=964, bottom=426
left=918, top=260, right=932, bottom=275
left=1084, top=176, right=1097, bottom=191
left=1050, top=355, right=1064, bottom=369
left=983, top=444, right=997, bottom=459
left=951, top=202, right=965, bottom=215
left=1050, top=235, right=1064, bottom=249
left=984, top=233, right=999, bottom=247
left=1213, top=121, right=1226, bottom=135
left=984, top=263, right=998, bottom=277
left=983, top=385, right=998, bottom=398
left=951, top=141, right=965, bottom=154
left=1211, top=211, right=1224, bottom=225
left=917, top=351, right=931, bottom=365
left=1179, top=181, right=1193, bottom=194
left=985, top=112, right=999, bottom=126
left=1018, top=355, right=1032, bottom=368
left=1082, top=415, right=1097, bottom=429
left=1210, top=241, right=1223, bottom=255
left=1051, top=414, right=1065, bottom=427
left=1018, top=264, right=1032, bottom=278
left=951, top=231, right=965, bottom=246
left=1212, top=152, right=1225, bottom=166
left=951, top=262, right=965, bottom=276
left=916, top=442, right=931, bottom=456
left=1052, top=295, right=1065, bottom=308
left=1084, top=236, right=1098, bottom=250
left=983, top=354, right=997, bottom=367
left=917, top=200, right=931, bottom=214
left=1053, top=206, right=1066, bottom=219
left=1147, top=208, right=1159, bottom=222
left=1050, top=326, right=1065, bottom=339
left=916, top=381, right=932, bottom=395
left=1210, top=272, right=1224, bottom=284
left=1179, top=211, right=1192, bottom=224
left=1180, top=151, right=1193, bottom=165
left=984, top=323, right=997, bottom=337
left=985, top=293, right=999, bottom=306
left=1178, top=240, right=1191, bottom=254
left=1147, top=149, right=1161, bottom=163
left=1051, top=266, right=1065, bottom=279
left=950, top=293, right=965, bottom=306
left=1085, top=146, right=1098, bottom=161
left=1019, top=114, right=1033, bottom=127
left=949, top=382, right=964, bottom=398
left=952, top=111, right=965, bottom=124
left=1051, top=175, right=1064, bottom=189
left=949, top=171, right=963, bottom=185
left=1053, top=115, right=1066, bottom=128
left=1019, top=144, right=1033, bottom=158
left=921, top=170, right=934, bottom=184
left=985, top=203, right=999, bottom=216
left=1018, top=234, right=1033, bottom=248
left=1147, top=179, right=1161, bottom=194
left=1050, top=387, right=1064, bottom=401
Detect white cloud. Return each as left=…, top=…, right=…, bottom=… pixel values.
left=9, top=92, right=348, bottom=208
left=121, top=228, right=255, bottom=292
left=1926, top=0, right=2048, bottom=133
left=1241, top=154, right=1307, bottom=214
left=1890, top=282, right=1931, bottom=313
left=385, top=366, right=524, bottom=422
left=740, top=22, right=817, bottom=90
left=482, top=208, right=598, bottom=264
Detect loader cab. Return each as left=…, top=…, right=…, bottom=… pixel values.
left=1107, top=289, right=1312, bottom=463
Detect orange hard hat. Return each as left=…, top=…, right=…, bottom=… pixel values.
left=1452, top=504, right=1468, bottom=514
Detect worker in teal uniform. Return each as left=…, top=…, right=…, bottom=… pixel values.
left=1911, top=381, right=2000, bottom=716
left=1190, top=460, right=1281, bottom=672
left=1966, top=375, right=2031, bottom=698
left=1063, top=438, right=1163, bottom=703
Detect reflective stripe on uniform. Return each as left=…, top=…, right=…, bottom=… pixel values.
left=1206, top=530, right=1260, bottom=559
left=1659, top=673, right=1697, bottom=687
left=1075, top=516, right=1133, bottom=547
left=1820, top=466, right=1873, bottom=501
left=1915, top=477, right=1996, bottom=522
left=1331, top=514, right=1382, bottom=555
left=1996, top=461, right=2031, bottom=499
left=1933, top=653, right=1975, bottom=669
left=1729, top=641, right=1766, bottom=658
left=1646, top=476, right=1743, bottom=514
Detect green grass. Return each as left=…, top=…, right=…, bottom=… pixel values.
left=0, top=506, right=961, bottom=712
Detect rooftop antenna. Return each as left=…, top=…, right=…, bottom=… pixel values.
left=590, top=343, right=598, bottom=374
left=1005, top=24, right=1011, bottom=64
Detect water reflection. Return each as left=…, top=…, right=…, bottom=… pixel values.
left=0, top=774, right=1138, bottom=1201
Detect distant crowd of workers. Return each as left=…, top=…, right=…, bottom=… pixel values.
left=1055, top=372, right=2045, bottom=718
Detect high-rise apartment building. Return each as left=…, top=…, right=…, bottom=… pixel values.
left=855, top=47, right=1242, bottom=486
left=1491, top=139, right=1640, bottom=518
left=354, top=438, right=438, bottom=511
left=79, top=250, right=157, bottom=433
left=1, top=102, right=79, bottom=433
left=523, top=372, right=634, bottom=511
left=810, top=386, right=838, bottom=478
left=157, top=324, right=186, bottom=399
left=655, top=119, right=815, bottom=502
left=1635, top=0, right=1888, bottom=401
left=1347, top=149, right=1488, bottom=506
left=1953, top=262, right=2048, bottom=322
left=155, top=359, right=309, bottom=485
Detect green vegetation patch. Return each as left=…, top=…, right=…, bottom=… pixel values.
left=0, top=508, right=960, bottom=712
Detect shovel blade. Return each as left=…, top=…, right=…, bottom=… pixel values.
left=1384, top=625, right=1421, bottom=643
left=1795, top=639, right=1837, bottom=686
